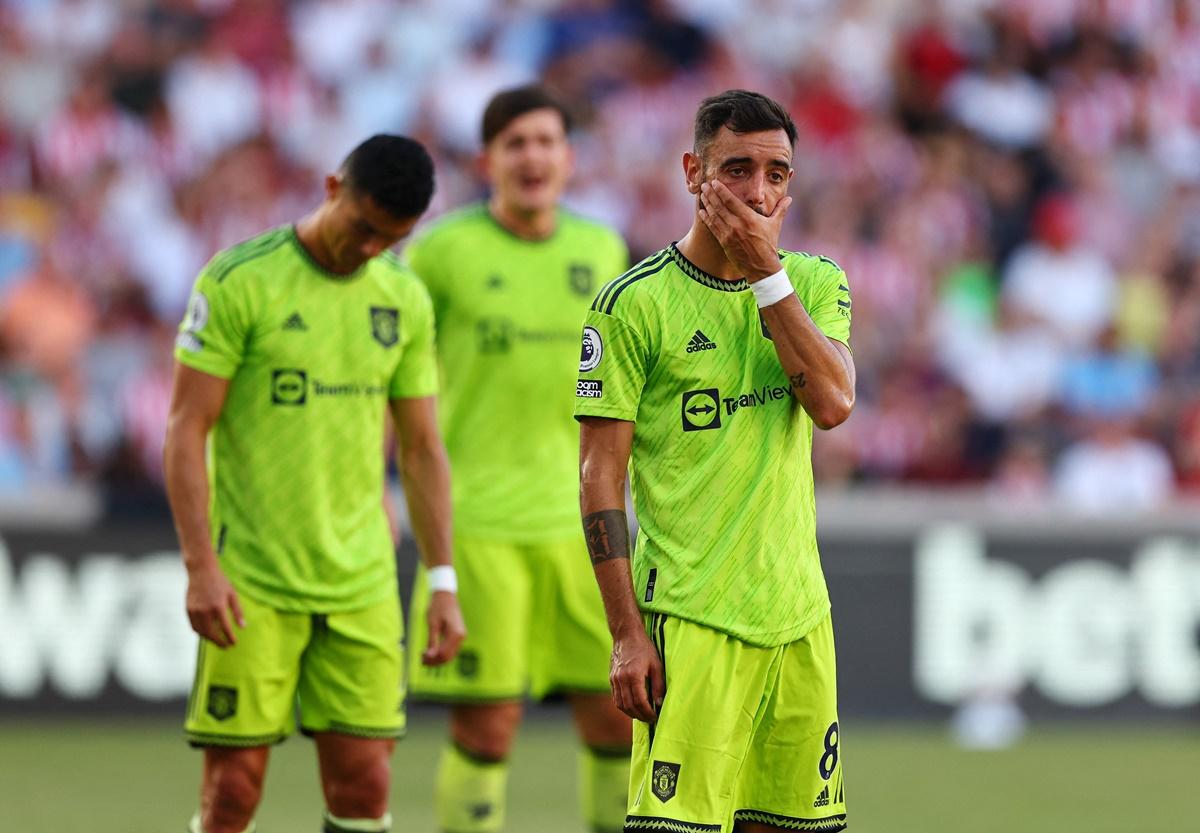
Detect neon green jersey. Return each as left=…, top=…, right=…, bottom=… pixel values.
left=574, top=244, right=852, bottom=646
left=406, top=203, right=627, bottom=540
left=174, top=226, right=438, bottom=612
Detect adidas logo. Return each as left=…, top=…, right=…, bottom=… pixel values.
left=282, top=312, right=308, bottom=331
left=813, top=786, right=830, bottom=808
left=686, top=329, right=717, bottom=353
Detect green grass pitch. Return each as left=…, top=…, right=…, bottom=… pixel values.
left=1, top=709, right=1195, bottom=832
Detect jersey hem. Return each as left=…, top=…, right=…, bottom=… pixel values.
left=228, top=575, right=398, bottom=614
left=637, top=601, right=831, bottom=648
left=450, top=524, right=585, bottom=545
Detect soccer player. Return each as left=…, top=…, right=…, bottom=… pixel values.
left=575, top=90, right=856, bottom=833
left=404, top=85, right=633, bottom=833
left=164, top=135, right=466, bottom=833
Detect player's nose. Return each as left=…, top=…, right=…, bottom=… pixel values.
left=744, top=172, right=767, bottom=208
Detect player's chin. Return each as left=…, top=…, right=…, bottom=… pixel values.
left=516, top=186, right=557, bottom=212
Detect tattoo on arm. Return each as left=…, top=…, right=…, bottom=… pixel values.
left=583, top=509, right=630, bottom=565
left=789, top=373, right=807, bottom=390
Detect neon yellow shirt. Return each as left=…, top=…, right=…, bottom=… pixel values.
left=175, top=226, right=437, bottom=611
left=574, top=244, right=852, bottom=646
left=406, top=204, right=627, bottom=541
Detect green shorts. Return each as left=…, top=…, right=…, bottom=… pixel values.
left=408, top=535, right=611, bottom=701
left=626, top=613, right=846, bottom=833
left=184, top=593, right=405, bottom=747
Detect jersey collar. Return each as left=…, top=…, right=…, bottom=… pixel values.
left=669, top=243, right=747, bottom=293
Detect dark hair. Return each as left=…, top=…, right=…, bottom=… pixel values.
left=340, top=134, right=435, bottom=219
left=481, top=84, right=572, bottom=145
left=693, top=90, right=797, bottom=160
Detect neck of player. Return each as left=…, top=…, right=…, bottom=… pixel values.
left=489, top=195, right=557, bottom=241
left=294, top=211, right=352, bottom=275
left=676, top=219, right=743, bottom=281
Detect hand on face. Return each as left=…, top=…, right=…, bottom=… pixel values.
left=698, top=179, right=792, bottom=281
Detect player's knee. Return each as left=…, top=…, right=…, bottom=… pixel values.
left=325, top=757, right=391, bottom=818
left=205, top=760, right=264, bottom=827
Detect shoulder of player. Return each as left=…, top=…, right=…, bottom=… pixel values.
left=555, top=208, right=623, bottom=245
left=371, top=251, right=433, bottom=304
left=778, top=248, right=849, bottom=289
left=203, top=226, right=293, bottom=286
left=408, top=202, right=490, bottom=249
left=588, top=247, right=672, bottom=318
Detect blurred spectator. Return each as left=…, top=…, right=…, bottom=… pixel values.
left=165, top=25, right=261, bottom=162
left=1058, top=325, right=1160, bottom=422
left=946, top=21, right=1052, bottom=149
left=1053, top=418, right=1174, bottom=512
left=1002, top=193, right=1116, bottom=349
left=0, top=0, right=1196, bottom=512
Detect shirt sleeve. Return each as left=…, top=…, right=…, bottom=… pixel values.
left=573, top=307, right=649, bottom=422
left=173, top=261, right=252, bottom=379
left=792, top=254, right=852, bottom=346
left=389, top=281, right=439, bottom=399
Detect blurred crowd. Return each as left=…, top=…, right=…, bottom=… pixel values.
left=1, top=0, right=1199, bottom=515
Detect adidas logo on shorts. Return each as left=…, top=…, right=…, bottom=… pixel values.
left=813, top=785, right=830, bottom=808
left=686, top=330, right=717, bottom=353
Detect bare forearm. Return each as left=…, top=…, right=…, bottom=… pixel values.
left=760, top=296, right=855, bottom=429
left=583, top=507, right=643, bottom=639
left=163, top=421, right=218, bottom=573
left=398, top=441, right=453, bottom=568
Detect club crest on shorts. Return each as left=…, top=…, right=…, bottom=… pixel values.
left=370, top=306, right=399, bottom=347
left=206, top=685, right=238, bottom=721
left=651, top=760, right=680, bottom=802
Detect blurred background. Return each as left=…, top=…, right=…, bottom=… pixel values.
left=0, top=0, right=1197, bottom=831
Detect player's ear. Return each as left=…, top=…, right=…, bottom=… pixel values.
left=683, top=152, right=703, bottom=195
left=324, top=174, right=342, bottom=200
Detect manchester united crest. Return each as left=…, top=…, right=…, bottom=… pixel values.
left=370, top=306, right=399, bottom=347
left=651, top=760, right=680, bottom=802
left=206, top=685, right=238, bottom=721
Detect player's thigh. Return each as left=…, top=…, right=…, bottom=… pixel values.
left=734, top=614, right=846, bottom=832
left=528, top=536, right=613, bottom=699
left=627, top=614, right=775, bottom=831
left=298, top=597, right=405, bottom=739
left=409, top=537, right=533, bottom=701
left=185, top=594, right=308, bottom=746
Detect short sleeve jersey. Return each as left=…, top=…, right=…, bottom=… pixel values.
left=406, top=204, right=627, bottom=541
left=175, top=226, right=438, bottom=612
left=574, top=244, right=852, bottom=647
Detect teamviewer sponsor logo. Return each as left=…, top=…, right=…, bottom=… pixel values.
left=681, top=388, right=721, bottom=431
left=576, top=380, right=604, bottom=399
left=271, top=369, right=307, bottom=405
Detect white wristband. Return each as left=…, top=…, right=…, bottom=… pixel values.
left=749, top=268, right=793, bottom=308
left=427, top=565, right=457, bottom=594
